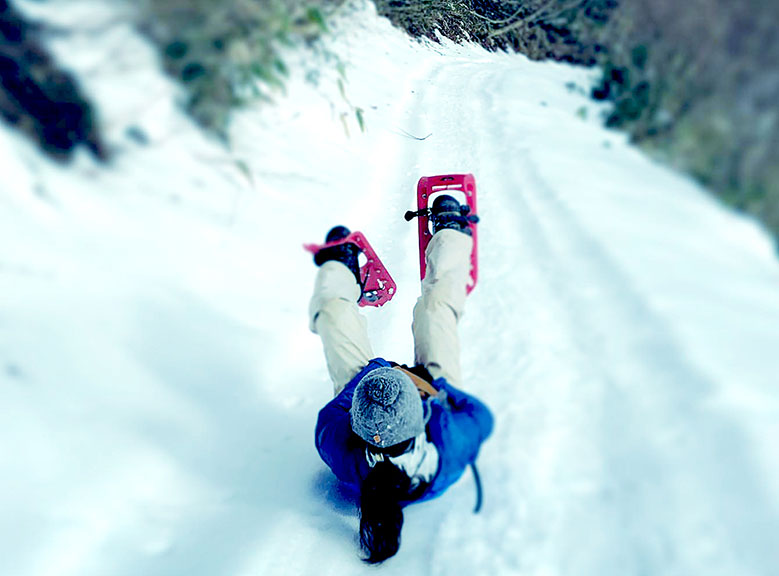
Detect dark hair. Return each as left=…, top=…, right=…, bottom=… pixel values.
left=359, top=456, right=428, bottom=563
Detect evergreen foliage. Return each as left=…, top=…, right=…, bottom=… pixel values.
left=137, top=0, right=345, bottom=137
left=0, top=0, right=106, bottom=161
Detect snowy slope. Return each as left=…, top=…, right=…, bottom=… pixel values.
left=2, top=1, right=778, bottom=575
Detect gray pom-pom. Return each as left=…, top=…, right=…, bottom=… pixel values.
left=366, top=378, right=399, bottom=406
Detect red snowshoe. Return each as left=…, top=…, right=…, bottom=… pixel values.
left=304, top=229, right=397, bottom=308
left=405, top=174, right=480, bottom=294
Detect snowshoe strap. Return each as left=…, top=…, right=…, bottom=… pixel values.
left=393, top=367, right=439, bottom=399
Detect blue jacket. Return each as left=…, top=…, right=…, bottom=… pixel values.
left=315, top=358, right=493, bottom=503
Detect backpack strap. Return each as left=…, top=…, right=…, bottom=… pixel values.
left=470, top=462, right=483, bottom=513
left=393, top=366, right=439, bottom=399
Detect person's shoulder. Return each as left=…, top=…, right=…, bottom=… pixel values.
left=428, top=378, right=493, bottom=428
left=429, top=376, right=471, bottom=402
left=331, top=358, right=395, bottom=402
left=349, top=357, right=393, bottom=384
left=366, top=357, right=393, bottom=370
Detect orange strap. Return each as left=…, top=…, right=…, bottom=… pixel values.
left=394, top=366, right=439, bottom=399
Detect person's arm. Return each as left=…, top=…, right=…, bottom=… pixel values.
left=315, top=382, right=364, bottom=485
left=433, top=378, right=494, bottom=461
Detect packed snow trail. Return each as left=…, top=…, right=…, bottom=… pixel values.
left=2, top=2, right=778, bottom=576
left=347, top=55, right=779, bottom=575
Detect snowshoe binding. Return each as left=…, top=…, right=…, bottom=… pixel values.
left=430, top=194, right=475, bottom=236
left=405, top=174, right=480, bottom=294
left=313, top=225, right=361, bottom=283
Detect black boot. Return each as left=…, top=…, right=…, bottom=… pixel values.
left=313, top=225, right=361, bottom=283
left=430, top=195, right=472, bottom=236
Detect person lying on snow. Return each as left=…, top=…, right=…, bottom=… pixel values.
left=308, top=196, right=494, bottom=563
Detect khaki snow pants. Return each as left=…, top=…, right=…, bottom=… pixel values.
left=309, top=229, right=473, bottom=395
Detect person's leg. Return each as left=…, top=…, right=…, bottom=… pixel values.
left=412, top=229, right=473, bottom=388
left=310, top=260, right=374, bottom=394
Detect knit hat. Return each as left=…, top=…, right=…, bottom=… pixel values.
left=351, top=367, right=425, bottom=448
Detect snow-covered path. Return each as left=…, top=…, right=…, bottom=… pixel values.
left=2, top=2, right=778, bottom=575
left=357, top=54, right=779, bottom=575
